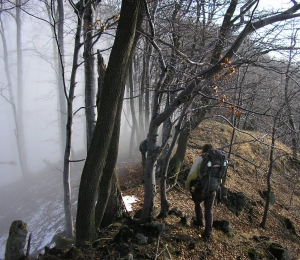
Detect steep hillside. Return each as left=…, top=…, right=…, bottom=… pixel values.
left=4, top=120, right=300, bottom=259
left=115, top=120, right=300, bottom=259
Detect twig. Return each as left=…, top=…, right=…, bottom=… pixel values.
left=154, top=235, right=161, bottom=260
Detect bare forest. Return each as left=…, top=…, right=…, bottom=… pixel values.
left=0, top=0, right=300, bottom=259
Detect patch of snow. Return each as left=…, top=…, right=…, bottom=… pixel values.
left=122, top=195, right=139, bottom=212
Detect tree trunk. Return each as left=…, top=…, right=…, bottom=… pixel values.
left=76, top=0, right=144, bottom=245
left=128, top=61, right=139, bottom=156
left=260, top=116, right=277, bottom=228
left=144, top=41, right=151, bottom=129
left=16, top=0, right=30, bottom=178
left=62, top=1, right=86, bottom=238
left=168, top=124, right=190, bottom=177
left=159, top=104, right=189, bottom=218
left=95, top=82, right=124, bottom=229
left=100, top=171, right=122, bottom=228
left=0, top=15, right=24, bottom=179
left=284, top=29, right=298, bottom=161
left=84, top=3, right=96, bottom=150
left=57, top=0, right=67, bottom=157
left=45, top=0, right=67, bottom=158
left=96, top=50, right=106, bottom=109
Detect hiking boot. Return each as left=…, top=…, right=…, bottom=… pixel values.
left=192, top=217, right=204, bottom=227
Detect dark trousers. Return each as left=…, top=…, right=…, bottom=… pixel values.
left=191, top=188, right=216, bottom=237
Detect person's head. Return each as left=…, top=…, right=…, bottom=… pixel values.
left=202, top=143, right=213, bottom=154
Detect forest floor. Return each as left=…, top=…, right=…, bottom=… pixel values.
left=2, top=120, right=300, bottom=259
left=115, top=158, right=300, bottom=260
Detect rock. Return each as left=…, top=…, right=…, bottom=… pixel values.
left=280, top=217, right=297, bottom=236
left=168, top=207, right=183, bottom=217
left=252, top=235, right=271, bottom=242
left=51, top=233, right=74, bottom=248
left=113, top=225, right=135, bottom=243
left=135, top=233, right=148, bottom=245
left=5, top=220, right=28, bottom=260
left=213, top=220, right=234, bottom=237
left=227, top=191, right=247, bottom=216
left=140, top=222, right=165, bottom=236
left=245, top=248, right=263, bottom=259
left=269, top=243, right=290, bottom=260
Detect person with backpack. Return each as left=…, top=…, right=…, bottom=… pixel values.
left=185, top=143, right=228, bottom=241
left=139, top=137, right=148, bottom=169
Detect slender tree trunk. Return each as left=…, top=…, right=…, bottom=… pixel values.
left=284, top=29, right=298, bottom=161
left=144, top=41, right=151, bottom=129
left=135, top=54, right=144, bottom=140
left=16, top=0, right=29, bottom=178
left=168, top=101, right=208, bottom=179
left=76, top=0, right=143, bottom=244
left=0, top=15, right=24, bottom=179
left=62, top=1, right=86, bottom=238
left=57, top=0, right=67, bottom=156
left=260, top=117, right=277, bottom=228
left=128, top=61, right=139, bottom=156
left=84, top=3, right=96, bottom=150
left=96, top=50, right=106, bottom=109
left=168, top=124, right=191, bottom=176
left=159, top=104, right=189, bottom=218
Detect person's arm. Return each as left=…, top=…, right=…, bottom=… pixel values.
left=185, top=157, right=202, bottom=190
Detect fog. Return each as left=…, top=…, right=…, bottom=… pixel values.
left=0, top=3, right=118, bottom=186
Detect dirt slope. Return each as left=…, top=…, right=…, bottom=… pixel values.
left=118, top=120, right=300, bottom=259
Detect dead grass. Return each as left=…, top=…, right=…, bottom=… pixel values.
left=119, top=120, right=300, bottom=259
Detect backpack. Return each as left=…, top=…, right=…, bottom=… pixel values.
left=139, top=139, right=148, bottom=154
left=197, top=149, right=227, bottom=198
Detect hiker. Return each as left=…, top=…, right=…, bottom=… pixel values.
left=185, top=143, right=222, bottom=241
left=139, top=137, right=148, bottom=169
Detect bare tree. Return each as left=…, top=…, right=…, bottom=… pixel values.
left=76, top=0, right=144, bottom=244
left=83, top=2, right=97, bottom=150
left=140, top=0, right=300, bottom=222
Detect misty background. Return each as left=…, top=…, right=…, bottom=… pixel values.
left=0, top=0, right=298, bottom=258
left=0, top=3, right=119, bottom=185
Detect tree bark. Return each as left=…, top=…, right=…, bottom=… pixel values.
left=84, top=2, right=96, bottom=150
left=95, top=82, right=124, bottom=229
left=76, top=0, right=144, bottom=245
